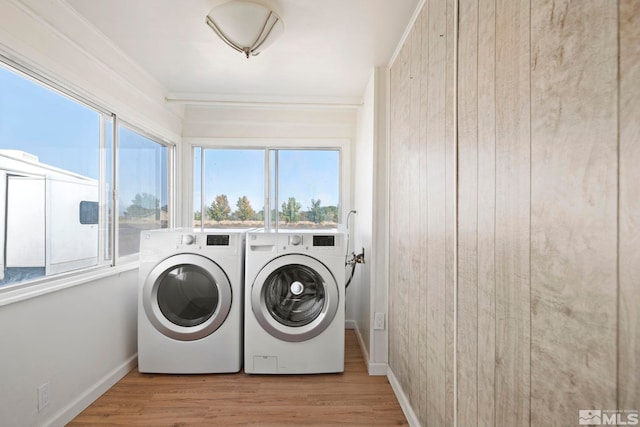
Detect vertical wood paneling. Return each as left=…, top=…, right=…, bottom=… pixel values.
left=494, top=0, right=531, bottom=426
left=388, top=41, right=408, bottom=388
left=443, top=2, right=457, bottom=425
left=457, top=0, right=479, bottom=426
left=426, top=0, right=450, bottom=424
left=618, top=0, right=640, bottom=411
left=476, top=0, right=497, bottom=425
left=388, top=62, right=399, bottom=384
left=416, top=8, right=430, bottom=424
left=407, top=16, right=422, bottom=411
left=388, top=2, right=634, bottom=426
left=399, top=39, right=412, bottom=390
left=530, top=2, right=618, bottom=425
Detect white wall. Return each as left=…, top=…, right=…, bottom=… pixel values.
left=370, top=68, right=390, bottom=371
left=182, top=105, right=356, bottom=141
left=0, top=1, right=183, bottom=425
left=0, top=269, right=138, bottom=427
left=351, top=68, right=389, bottom=375
left=351, top=71, right=374, bottom=363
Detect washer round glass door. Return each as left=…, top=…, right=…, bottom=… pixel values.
left=143, top=254, right=232, bottom=341
left=251, top=254, right=339, bottom=342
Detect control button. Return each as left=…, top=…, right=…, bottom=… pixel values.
left=288, top=235, right=302, bottom=246
left=181, top=234, right=195, bottom=245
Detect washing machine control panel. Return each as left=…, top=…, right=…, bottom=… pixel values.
left=248, top=232, right=343, bottom=254
left=176, top=233, right=233, bottom=249
left=273, top=233, right=342, bottom=254
left=286, top=235, right=335, bottom=247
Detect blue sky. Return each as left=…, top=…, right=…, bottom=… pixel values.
left=194, top=148, right=339, bottom=214
left=1, top=64, right=338, bottom=215
left=0, top=65, right=168, bottom=210
left=0, top=65, right=100, bottom=179
left=278, top=149, right=340, bottom=208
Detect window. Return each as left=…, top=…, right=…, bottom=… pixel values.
left=194, top=148, right=265, bottom=229
left=0, top=60, right=173, bottom=288
left=0, top=65, right=103, bottom=286
left=272, top=149, right=340, bottom=229
left=193, top=147, right=340, bottom=230
left=117, top=125, right=170, bottom=258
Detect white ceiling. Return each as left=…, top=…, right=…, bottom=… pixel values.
left=64, top=0, right=419, bottom=104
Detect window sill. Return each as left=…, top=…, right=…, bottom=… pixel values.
left=0, top=262, right=139, bottom=308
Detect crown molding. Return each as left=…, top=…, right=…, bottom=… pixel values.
left=167, top=92, right=363, bottom=110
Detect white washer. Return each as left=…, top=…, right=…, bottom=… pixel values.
left=138, top=228, right=245, bottom=374
left=244, top=230, right=345, bottom=374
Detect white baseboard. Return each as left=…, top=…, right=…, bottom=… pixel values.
left=49, top=354, right=137, bottom=427
left=351, top=322, right=387, bottom=376
left=387, top=367, right=422, bottom=427
left=345, top=319, right=356, bottom=329
left=352, top=321, right=370, bottom=365
left=368, top=361, right=388, bottom=376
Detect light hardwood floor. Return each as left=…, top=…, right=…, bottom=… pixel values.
left=68, top=330, right=408, bottom=426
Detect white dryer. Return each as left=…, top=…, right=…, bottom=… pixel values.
left=138, top=228, right=245, bottom=374
left=244, top=230, right=345, bottom=374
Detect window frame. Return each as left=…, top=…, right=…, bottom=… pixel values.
left=0, top=56, right=176, bottom=299
left=182, top=138, right=350, bottom=231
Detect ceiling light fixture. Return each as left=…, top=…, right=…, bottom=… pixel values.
left=206, top=0, right=284, bottom=59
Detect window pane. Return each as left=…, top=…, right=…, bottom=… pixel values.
left=0, top=65, right=102, bottom=286
left=117, top=125, right=168, bottom=257
left=0, top=67, right=100, bottom=178
left=276, top=150, right=340, bottom=230
left=201, top=149, right=264, bottom=229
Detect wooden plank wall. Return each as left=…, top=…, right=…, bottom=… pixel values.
left=475, top=0, right=497, bottom=425
left=443, top=1, right=456, bottom=422
left=529, top=1, right=618, bottom=426
left=389, top=24, right=411, bottom=403
left=389, top=0, right=639, bottom=425
left=458, top=0, right=533, bottom=424
left=494, top=0, right=533, bottom=424
left=456, top=0, right=479, bottom=426
left=619, top=0, right=640, bottom=412
left=388, top=1, right=455, bottom=426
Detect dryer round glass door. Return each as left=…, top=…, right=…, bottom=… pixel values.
left=251, top=254, right=339, bottom=342
left=142, top=253, right=232, bottom=341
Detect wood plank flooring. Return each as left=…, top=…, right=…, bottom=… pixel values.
left=68, top=330, right=408, bottom=426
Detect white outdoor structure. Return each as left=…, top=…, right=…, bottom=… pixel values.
left=0, top=150, right=99, bottom=283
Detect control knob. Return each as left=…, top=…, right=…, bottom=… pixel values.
left=181, top=234, right=195, bottom=245
left=289, top=235, right=302, bottom=246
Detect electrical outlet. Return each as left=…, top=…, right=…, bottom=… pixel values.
left=38, top=383, right=49, bottom=412
left=374, top=312, right=385, bottom=330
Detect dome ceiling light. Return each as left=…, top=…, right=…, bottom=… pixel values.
left=206, top=0, right=284, bottom=59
